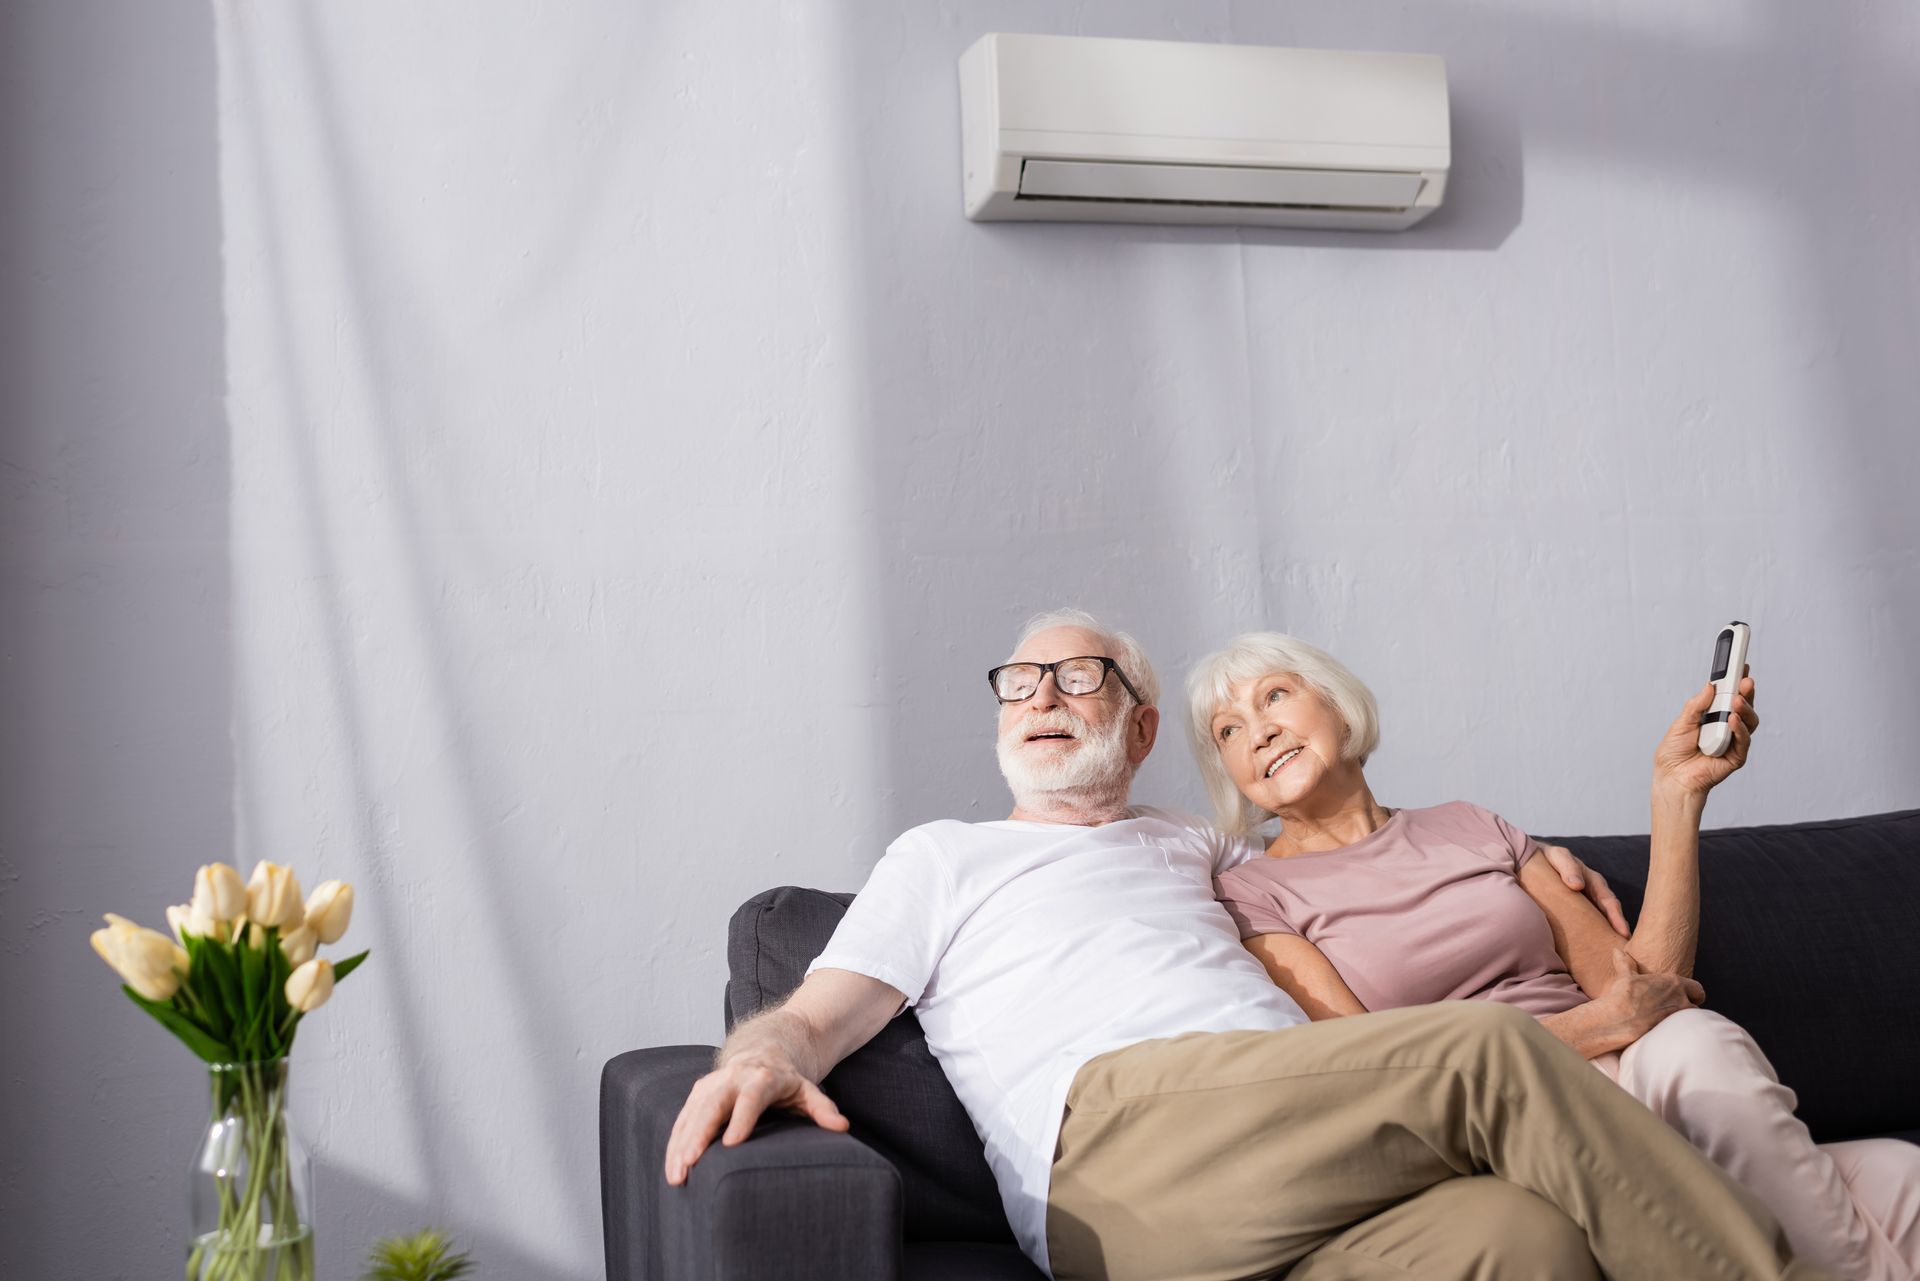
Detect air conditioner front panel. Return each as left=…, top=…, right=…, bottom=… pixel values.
left=994, top=34, right=1447, bottom=155
left=959, top=33, right=1451, bottom=230
left=1016, top=159, right=1425, bottom=211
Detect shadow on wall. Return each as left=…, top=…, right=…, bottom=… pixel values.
left=320, top=1160, right=570, bottom=1281
left=221, top=1, right=607, bottom=1254
left=0, top=0, right=229, bottom=1276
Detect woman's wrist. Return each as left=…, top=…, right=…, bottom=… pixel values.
left=1543, top=1001, right=1634, bottom=1059
left=1650, top=778, right=1709, bottom=818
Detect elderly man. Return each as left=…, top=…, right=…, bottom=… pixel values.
left=666, top=611, right=1832, bottom=1281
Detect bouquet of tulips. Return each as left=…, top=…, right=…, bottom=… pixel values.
left=90, top=861, right=367, bottom=1062
left=90, top=861, right=369, bottom=1281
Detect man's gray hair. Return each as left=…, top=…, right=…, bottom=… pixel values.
left=1185, top=632, right=1381, bottom=834
left=1010, top=608, right=1160, bottom=709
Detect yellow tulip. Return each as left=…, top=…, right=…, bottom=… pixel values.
left=285, top=957, right=334, bottom=1013
left=303, top=881, right=354, bottom=944
left=90, top=913, right=189, bottom=1002
left=280, top=924, right=318, bottom=967
left=245, top=862, right=305, bottom=931
left=192, top=863, right=247, bottom=924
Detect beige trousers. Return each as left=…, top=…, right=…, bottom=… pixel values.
left=1045, top=1002, right=1838, bottom=1281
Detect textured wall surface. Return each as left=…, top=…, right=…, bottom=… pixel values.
left=2, top=0, right=231, bottom=1275
left=7, top=1, right=1919, bottom=1278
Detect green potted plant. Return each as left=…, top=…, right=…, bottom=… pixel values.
left=361, top=1229, right=475, bottom=1281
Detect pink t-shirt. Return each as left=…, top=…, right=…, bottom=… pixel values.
left=1214, top=801, right=1589, bottom=1018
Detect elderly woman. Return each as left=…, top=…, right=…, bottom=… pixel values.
left=1189, top=632, right=1920, bottom=1281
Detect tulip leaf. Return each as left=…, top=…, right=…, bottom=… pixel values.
left=267, top=941, right=293, bottom=1056
left=123, top=987, right=227, bottom=1063
left=237, top=941, right=271, bottom=1059
left=189, top=936, right=241, bottom=1041
left=331, top=949, right=370, bottom=984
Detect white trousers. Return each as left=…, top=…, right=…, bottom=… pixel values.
left=1593, top=1007, right=1920, bottom=1281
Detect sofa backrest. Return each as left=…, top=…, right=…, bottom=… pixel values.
left=1545, top=807, right=1920, bottom=1143
left=726, top=887, right=1015, bottom=1246
left=726, top=808, right=1920, bottom=1241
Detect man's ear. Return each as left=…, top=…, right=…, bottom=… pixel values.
left=1129, top=704, right=1160, bottom=765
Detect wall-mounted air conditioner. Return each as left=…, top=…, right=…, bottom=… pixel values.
left=959, top=33, right=1450, bottom=231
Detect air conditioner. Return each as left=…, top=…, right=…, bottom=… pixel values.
left=959, top=33, right=1450, bottom=231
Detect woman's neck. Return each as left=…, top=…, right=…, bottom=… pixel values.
left=1265, top=772, right=1392, bottom=857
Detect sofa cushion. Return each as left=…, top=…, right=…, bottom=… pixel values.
left=727, top=887, right=1015, bottom=1246
left=1546, top=807, right=1920, bottom=1143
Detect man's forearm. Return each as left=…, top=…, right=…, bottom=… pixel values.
left=1628, top=785, right=1706, bottom=978
left=715, top=1005, right=829, bottom=1083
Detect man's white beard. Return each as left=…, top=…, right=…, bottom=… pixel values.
left=996, top=706, right=1134, bottom=807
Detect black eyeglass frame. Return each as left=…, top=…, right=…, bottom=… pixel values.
left=986, top=656, right=1145, bottom=706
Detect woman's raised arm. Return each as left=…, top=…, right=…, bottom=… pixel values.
left=1631, top=673, right=1758, bottom=978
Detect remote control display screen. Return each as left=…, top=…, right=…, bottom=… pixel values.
left=1711, top=631, right=1733, bottom=680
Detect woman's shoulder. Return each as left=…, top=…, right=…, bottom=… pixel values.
left=1403, top=800, right=1511, bottom=832
left=1402, top=802, right=1533, bottom=867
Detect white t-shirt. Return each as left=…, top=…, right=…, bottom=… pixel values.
left=806, top=806, right=1310, bottom=1274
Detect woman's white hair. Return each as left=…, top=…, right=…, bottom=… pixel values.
left=1010, top=608, right=1160, bottom=709
left=1185, top=632, right=1380, bottom=834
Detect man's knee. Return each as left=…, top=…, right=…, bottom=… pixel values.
left=1292, top=1177, right=1599, bottom=1281
left=1440, top=997, right=1559, bottom=1052
left=1434, top=1179, right=1600, bottom=1281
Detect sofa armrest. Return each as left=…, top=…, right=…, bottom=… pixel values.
left=601, top=1045, right=903, bottom=1281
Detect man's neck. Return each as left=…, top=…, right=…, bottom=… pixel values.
left=1007, top=787, right=1133, bottom=826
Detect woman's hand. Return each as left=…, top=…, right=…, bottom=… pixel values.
left=1591, top=950, right=1704, bottom=1048
left=1652, top=669, right=1758, bottom=798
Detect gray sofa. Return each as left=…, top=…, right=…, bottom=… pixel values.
left=601, top=807, right=1920, bottom=1280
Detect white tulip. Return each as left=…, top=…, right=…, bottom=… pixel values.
left=280, top=924, right=318, bottom=967
left=192, top=863, right=247, bottom=923
left=303, top=881, right=354, bottom=945
left=245, top=862, right=305, bottom=931
left=90, top=913, right=189, bottom=1002
left=285, top=957, right=334, bottom=1013
left=165, top=904, right=192, bottom=943
left=187, top=892, right=224, bottom=941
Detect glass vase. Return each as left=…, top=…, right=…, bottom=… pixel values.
left=187, top=1059, right=315, bottom=1281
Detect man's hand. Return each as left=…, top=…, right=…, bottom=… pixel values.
left=1591, top=950, right=1704, bottom=1047
left=660, top=969, right=903, bottom=1186
left=663, top=1052, right=849, bottom=1186
left=1539, top=843, right=1630, bottom=938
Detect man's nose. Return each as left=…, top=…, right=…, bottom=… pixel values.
left=1029, top=669, right=1066, bottom=709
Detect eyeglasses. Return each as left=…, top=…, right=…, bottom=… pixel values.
left=987, top=656, right=1144, bottom=706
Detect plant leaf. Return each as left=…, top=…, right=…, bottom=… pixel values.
left=123, top=987, right=228, bottom=1063
left=332, top=949, right=371, bottom=984
left=237, top=941, right=271, bottom=1059
left=194, top=936, right=244, bottom=1041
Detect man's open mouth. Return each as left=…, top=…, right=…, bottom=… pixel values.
left=1264, top=746, right=1303, bottom=778
left=1026, top=732, right=1076, bottom=743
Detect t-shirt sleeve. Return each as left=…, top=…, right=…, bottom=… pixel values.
left=1148, top=806, right=1263, bottom=876
left=1462, top=802, right=1540, bottom=876
left=1212, top=829, right=1266, bottom=877
left=805, top=829, right=956, bottom=1009
left=1214, top=867, right=1300, bottom=940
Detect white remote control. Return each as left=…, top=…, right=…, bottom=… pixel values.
left=1697, top=622, right=1751, bottom=758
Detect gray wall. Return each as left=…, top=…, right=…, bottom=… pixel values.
left=6, top=1, right=1917, bottom=1278
left=2, top=0, right=230, bottom=1276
